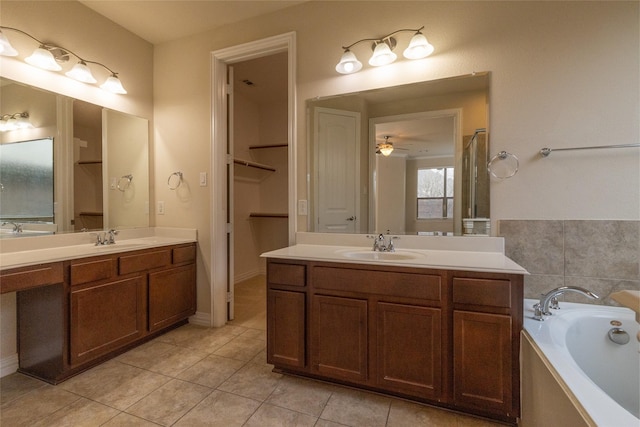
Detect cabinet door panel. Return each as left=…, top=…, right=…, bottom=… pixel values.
left=149, top=264, right=196, bottom=332
left=311, top=295, right=367, bottom=382
left=453, top=310, right=513, bottom=415
left=267, top=289, right=305, bottom=368
left=70, top=276, right=145, bottom=365
left=376, top=302, right=442, bottom=399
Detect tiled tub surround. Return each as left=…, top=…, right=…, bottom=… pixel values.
left=498, top=220, right=639, bottom=306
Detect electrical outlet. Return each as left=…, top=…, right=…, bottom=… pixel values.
left=157, top=201, right=165, bottom=215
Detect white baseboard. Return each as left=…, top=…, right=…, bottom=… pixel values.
left=0, top=353, right=18, bottom=378
left=189, top=311, right=211, bottom=327
left=234, top=269, right=263, bottom=283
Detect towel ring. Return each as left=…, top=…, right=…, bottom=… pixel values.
left=488, top=151, right=519, bottom=179
left=117, top=174, right=133, bottom=191
left=167, top=171, right=183, bottom=190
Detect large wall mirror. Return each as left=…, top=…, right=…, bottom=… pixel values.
left=307, top=72, right=490, bottom=236
left=0, top=77, right=149, bottom=237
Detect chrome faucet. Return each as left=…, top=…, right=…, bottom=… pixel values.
left=1, top=222, right=22, bottom=233
left=92, top=229, right=118, bottom=245
left=370, top=233, right=397, bottom=252
left=107, top=229, right=118, bottom=244
left=533, top=286, right=599, bottom=321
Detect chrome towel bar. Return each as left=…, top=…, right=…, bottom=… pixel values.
left=540, top=143, right=640, bottom=157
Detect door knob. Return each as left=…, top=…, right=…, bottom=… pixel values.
left=346, top=216, right=356, bottom=221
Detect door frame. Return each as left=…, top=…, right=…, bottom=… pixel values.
left=210, top=32, right=297, bottom=327
left=368, top=108, right=462, bottom=235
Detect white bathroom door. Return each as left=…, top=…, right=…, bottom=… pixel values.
left=314, top=108, right=360, bottom=232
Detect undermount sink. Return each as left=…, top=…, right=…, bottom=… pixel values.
left=338, top=249, right=424, bottom=261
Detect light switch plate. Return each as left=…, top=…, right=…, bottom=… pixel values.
left=199, top=172, right=207, bottom=186
left=298, top=199, right=308, bottom=215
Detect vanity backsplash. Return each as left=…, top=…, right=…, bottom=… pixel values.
left=498, top=220, right=640, bottom=306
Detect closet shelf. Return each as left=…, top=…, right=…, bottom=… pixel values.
left=249, top=212, right=288, bottom=218
left=79, top=211, right=103, bottom=217
left=248, top=144, right=287, bottom=150
left=233, top=158, right=276, bottom=182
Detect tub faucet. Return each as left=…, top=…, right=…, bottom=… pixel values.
left=533, top=286, right=599, bottom=321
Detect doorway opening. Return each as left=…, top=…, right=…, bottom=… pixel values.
left=210, top=33, right=296, bottom=327
left=230, top=53, right=289, bottom=326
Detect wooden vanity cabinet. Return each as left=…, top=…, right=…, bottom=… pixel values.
left=4, top=242, right=197, bottom=384
left=149, top=263, right=196, bottom=332
left=70, top=275, right=146, bottom=366
left=10, top=263, right=66, bottom=382
left=376, top=301, right=443, bottom=400
left=451, top=272, right=523, bottom=422
left=266, top=260, right=446, bottom=402
left=266, top=261, right=307, bottom=369
left=311, top=293, right=368, bottom=382
left=310, top=264, right=446, bottom=400
left=266, top=258, right=523, bottom=424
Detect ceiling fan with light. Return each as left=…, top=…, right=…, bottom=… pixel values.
left=376, top=135, right=411, bottom=156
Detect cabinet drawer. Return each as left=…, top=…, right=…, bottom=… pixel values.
left=119, top=249, right=172, bottom=275
left=313, top=266, right=442, bottom=302
left=268, top=262, right=306, bottom=287
left=71, top=258, right=114, bottom=286
left=172, top=244, right=196, bottom=264
left=1, top=262, right=64, bottom=293
left=453, top=278, right=512, bottom=308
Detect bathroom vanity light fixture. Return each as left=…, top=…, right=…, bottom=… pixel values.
left=336, top=26, right=434, bottom=74
left=0, top=26, right=127, bottom=94
left=0, top=112, right=33, bottom=132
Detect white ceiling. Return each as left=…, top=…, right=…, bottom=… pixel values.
left=78, top=0, right=307, bottom=45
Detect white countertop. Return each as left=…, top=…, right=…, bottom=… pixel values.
left=0, top=227, right=197, bottom=271
left=262, top=243, right=527, bottom=275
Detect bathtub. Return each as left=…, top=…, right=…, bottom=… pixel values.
left=522, top=299, right=639, bottom=427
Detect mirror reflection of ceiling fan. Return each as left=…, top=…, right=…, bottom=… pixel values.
left=376, top=135, right=412, bottom=156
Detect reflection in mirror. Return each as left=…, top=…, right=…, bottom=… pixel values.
left=0, top=77, right=149, bottom=236
left=307, top=72, right=490, bottom=236
left=103, top=109, right=149, bottom=230
left=0, top=138, right=54, bottom=231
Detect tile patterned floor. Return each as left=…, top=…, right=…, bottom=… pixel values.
left=0, top=276, right=506, bottom=426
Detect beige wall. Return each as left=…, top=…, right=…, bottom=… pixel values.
left=376, top=155, right=407, bottom=233
left=154, top=0, right=638, bottom=320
